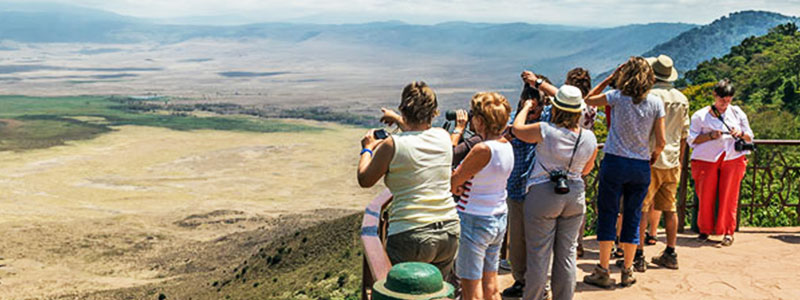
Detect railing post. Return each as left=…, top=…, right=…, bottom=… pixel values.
left=677, top=144, right=690, bottom=233
left=360, top=189, right=394, bottom=300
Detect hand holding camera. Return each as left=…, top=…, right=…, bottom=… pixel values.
left=454, top=109, right=469, bottom=132
left=361, top=129, right=379, bottom=150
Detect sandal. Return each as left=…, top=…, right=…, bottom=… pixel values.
left=613, top=247, right=624, bottom=258
left=645, top=233, right=657, bottom=246
left=720, top=235, right=734, bottom=247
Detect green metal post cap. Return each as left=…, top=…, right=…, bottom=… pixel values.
left=372, top=262, right=454, bottom=300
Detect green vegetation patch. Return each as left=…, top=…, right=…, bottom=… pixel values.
left=0, top=95, right=321, bottom=152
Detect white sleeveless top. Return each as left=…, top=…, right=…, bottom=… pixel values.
left=457, top=140, right=514, bottom=216
left=384, top=128, right=458, bottom=236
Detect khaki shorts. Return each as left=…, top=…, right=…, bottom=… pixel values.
left=642, top=167, right=680, bottom=212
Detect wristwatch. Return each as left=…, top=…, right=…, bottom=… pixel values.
left=534, top=78, right=544, bottom=88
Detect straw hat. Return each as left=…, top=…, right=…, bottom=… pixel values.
left=647, top=54, right=678, bottom=82
left=372, top=262, right=454, bottom=300
left=552, top=85, right=585, bottom=113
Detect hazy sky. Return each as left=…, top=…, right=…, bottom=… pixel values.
left=22, top=0, right=800, bottom=26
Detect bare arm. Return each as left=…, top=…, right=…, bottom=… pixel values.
left=585, top=66, right=622, bottom=107
left=451, top=143, right=491, bottom=195
left=650, top=117, right=666, bottom=165
left=521, top=71, right=558, bottom=96
left=510, top=100, right=543, bottom=144
left=581, top=148, right=599, bottom=176
left=692, top=131, right=722, bottom=146
left=450, top=109, right=468, bottom=146
left=357, top=131, right=394, bottom=188
left=379, top=108, right=409, bottom=132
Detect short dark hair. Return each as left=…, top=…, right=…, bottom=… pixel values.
left=520, top=83, right=541, bottom=103
left=714, top=79, right=735, bottom=98
left=565, top=68, right=592, bottom=97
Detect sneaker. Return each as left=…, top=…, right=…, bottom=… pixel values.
left=620, top=267, right=637, bottom=287
left=501, top=280, right=524, bottom=299
left=652, top=251, right=679, bottom=270
left=697, top=233, right=709, bottom=242
left=720, top=235, right=734, bottom=247
left=633, top=255, right=647, bottom=272
left=499, top=259, right=512, bottom=271
left=583, top=265, right=615, bottom=289
left=615, top=256, right=646, bottom=272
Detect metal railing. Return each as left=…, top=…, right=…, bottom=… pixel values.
left=360, top=139, right=800, bottom=299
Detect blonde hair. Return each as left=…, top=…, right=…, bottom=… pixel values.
left=615, top=57, right=655, bottom=104
left=470, top=92, right=511, bottom=136
left=550, top=106, right=581, bottom=129
left=400, top=81, right=439, bottom=125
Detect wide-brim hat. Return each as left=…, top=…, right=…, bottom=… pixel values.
left=372, top=262, right=455, bottom=300
left=552, top=85, right=586, bottom=113
left=647, top=54, right=678, bottom=82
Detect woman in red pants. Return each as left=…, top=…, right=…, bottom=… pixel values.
left=687, top=79, right=753, bottom=246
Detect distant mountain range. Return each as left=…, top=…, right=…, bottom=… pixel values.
left=0, top=3, right=797, bottom=85
left=643, top=11, right=799, bottom=74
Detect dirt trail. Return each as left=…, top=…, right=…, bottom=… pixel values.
left=0, top=123, right=380, bottom=299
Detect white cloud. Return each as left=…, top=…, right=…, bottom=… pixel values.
left=20, top=0, right=800, bottom=26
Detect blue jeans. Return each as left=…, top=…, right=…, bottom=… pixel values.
left=596, top=153, right=651, bottom=244
left=456, top=212, right=507, bottom=280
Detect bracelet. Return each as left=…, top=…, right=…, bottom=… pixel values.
left=360, top=148, right=373, bottom=157
left=452, top=129, right=463, bottom=135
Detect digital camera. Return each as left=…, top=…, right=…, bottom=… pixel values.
left=549, top=170, right=570, bottom=194
left=734, top=138, right=755, bottom=152
left=445, top=110, right=473, bottom=121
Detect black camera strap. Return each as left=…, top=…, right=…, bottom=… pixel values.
left=710, top=105, right=735, bottom=133
left=539, top=128, right=583, bottom=174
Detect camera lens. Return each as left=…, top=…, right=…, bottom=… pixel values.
left=555, top=178, right=570, bottom=194
left=445, top=110, right=457, bottom=121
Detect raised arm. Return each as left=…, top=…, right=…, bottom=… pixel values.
left=510, top=99, right=543, bottom=144
left=522, top=71, right=558, bottom=97
left=357, top=130, right=394, bottom=188
left=451, top=143, right=491, bottom=195
left=379, top=108, right=409, bottom=132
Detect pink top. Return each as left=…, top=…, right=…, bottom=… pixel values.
left=687, top=105, right=753, bottom=162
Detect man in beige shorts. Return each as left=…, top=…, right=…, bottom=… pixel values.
left=633, top=55, right=689, bottom=272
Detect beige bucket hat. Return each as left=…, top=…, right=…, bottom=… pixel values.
left=647, top=54, right=678, bottom=82
left=552, top=85, right=585, bottom=113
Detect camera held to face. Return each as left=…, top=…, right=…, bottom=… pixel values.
left=734, top=138, right=755, bottom=152
left=445, top=110, right=473, bottom=121
left=549, top=170, right=570, bottom=194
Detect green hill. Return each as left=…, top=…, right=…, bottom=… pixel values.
left=680, top=22, right=800, bottom=140
left=643, top=11, right=799, bottom=74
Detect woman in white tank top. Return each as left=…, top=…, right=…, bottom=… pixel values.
left=451, top=92, right=514, bottom=300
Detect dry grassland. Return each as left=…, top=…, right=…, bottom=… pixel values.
left=0, top=122, right=380, bottom=299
